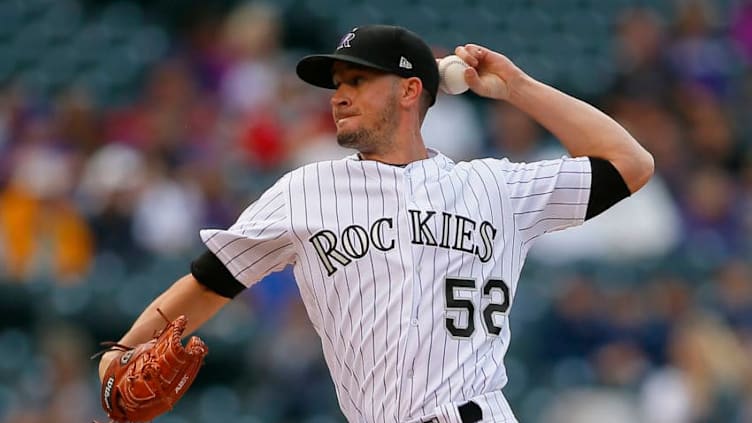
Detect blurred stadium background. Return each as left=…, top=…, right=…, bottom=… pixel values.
left=0, top=0, right=751, bottom=422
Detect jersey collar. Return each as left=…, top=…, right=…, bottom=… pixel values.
left=348, top=147, right=454, bottom=170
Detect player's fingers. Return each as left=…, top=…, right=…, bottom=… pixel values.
left=465, top=44, right=486, bottom=62
left=454, top=45, right=479, bottom=67
left=464, top=66, right=481, bottom=88
left=464, top=44, right=484, bottom=55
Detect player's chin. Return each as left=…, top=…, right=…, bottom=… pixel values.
left=336, top=130, right=363, bottom=149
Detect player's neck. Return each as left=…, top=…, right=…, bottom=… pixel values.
left=358, top=129, right=428, bottom=166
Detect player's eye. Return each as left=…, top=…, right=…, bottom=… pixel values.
left=332, top=74, right=365, bottom=88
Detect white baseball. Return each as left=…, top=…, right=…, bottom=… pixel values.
left=438, top=55, right=470, bottom=95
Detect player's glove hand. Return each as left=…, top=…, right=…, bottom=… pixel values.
left=95, top=311, right=208, bottom=423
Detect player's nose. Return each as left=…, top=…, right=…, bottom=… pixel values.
left=331, top=86, right=352, bottom=108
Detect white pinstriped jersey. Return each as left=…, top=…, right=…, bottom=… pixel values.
left=200, top=149, right=592, bottom=423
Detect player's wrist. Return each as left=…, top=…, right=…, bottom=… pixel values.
left=505, top=72, right=540, bottom=107
left=98, top=350, right=122, bottom=381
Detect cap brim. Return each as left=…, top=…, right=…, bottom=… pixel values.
left=296, top=54, right=393, bottom=89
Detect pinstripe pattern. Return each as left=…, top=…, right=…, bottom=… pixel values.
left=199, top=150, right=591, bottom=423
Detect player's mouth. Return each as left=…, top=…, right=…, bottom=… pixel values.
left=335, top=113, right=359, bottom=127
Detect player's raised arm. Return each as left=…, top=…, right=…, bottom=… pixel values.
left=454, top=43, right=654, bottom=194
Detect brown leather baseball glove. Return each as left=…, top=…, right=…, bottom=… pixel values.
left=96, top=311, right=208, bottom=423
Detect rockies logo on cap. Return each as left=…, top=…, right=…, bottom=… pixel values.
left=337, top=28, right=357, bottom=50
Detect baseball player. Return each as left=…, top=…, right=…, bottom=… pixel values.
left=97, top=25, right=653, bottom=423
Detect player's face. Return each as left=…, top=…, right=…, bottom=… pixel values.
left=330, top=62, right=400, bottom=152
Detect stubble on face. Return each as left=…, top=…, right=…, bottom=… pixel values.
left=337, top=83, right=400, bottom=154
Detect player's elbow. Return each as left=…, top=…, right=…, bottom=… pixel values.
left=623, top=146, right=655, bottom=194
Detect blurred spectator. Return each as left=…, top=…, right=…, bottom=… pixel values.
left=639, top=312, right=752, bottom=422
left=611, top=7, right=673, bottom=104
left=742, top=155, right=752, bottom=252
left=252, top=299, right=332, bottom=419
left=539, top=388, right=640, bottom=423
left=219, top=2, right=290, bottom=170
left=104, top=58, right=217, bottom=162
left=0, top=131, right=92, bottom=282
left=666, top=0, right=741, bottom=98
left=54, top=88, right=102, bottom=155
left=639, top=365, right=694, bottom=423
left=483, top=101, right=553, bottom=162
left=421, top=92, right=484, bottom=161
left=0, top=85, right=27, bottom=179
left=37, top=323, right=98, bottom=422
left=178, top=6, right=231, bottom=93
left=731, top=0, right=752, bottom=62
left=679, top=165, right=744, bottom=258
left=712, top=260, right=752, bottom=334
left=676, top=86, right=743, bottom=172
left=77, top=143, right=147, bottom=264
left=4, top=323, right=98, bottom=423
left=244, top=265, right=300, bottom=319
left=220, top=2, right=283, bottom=115
left=643, top=276, right=694, bottom=363
left=283, top=106, right=348, bottom=168
left=592, top=294, right=665, bottom=389
left=541, top=276, right=606, bottom=361
left=192, top=165, right=239, bottom=229
left=131, top=159, right=206, bottom=256
left=591, top=340, right=648, bottom=388
left=0, top=94, right=10, bottom=154
left=592, top=289, right=652, bottom=388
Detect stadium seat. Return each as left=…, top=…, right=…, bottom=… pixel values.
left=558, top=9, right=611, bottom=40
left=49, top=283, right=94, bottom=317
left=336, top=4, right=387, bottom=34
left=37, top=0, right=82, bottom=43
left=198, top=385, right=242, bottom=422
left=0, top=1, right=25, bottom=41
left=98, top=1, right=144, bottom=29
left=0, top=329, right=33, bottom=378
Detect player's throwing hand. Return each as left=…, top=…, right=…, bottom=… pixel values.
left=453, top=44, right=526, bottom=101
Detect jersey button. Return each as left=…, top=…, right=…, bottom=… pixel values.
left=411, top=319, right=419, bottom=326
left=407, top=369, right=414, bottom=378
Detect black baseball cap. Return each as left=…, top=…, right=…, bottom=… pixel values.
left=296, top=25, right=440, bottom=105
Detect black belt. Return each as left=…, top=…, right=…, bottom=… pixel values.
left=421, top=400, right=482, bottom=423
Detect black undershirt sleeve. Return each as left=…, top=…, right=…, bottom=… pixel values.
left=190, top=249, right=246, bottom=299
left=585, top=157, right=631, bottom=220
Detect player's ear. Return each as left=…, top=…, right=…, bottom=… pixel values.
left=399, top=77, right=423, bottom=109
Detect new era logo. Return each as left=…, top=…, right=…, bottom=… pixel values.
left=399, top=56, right=412, bottom=69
